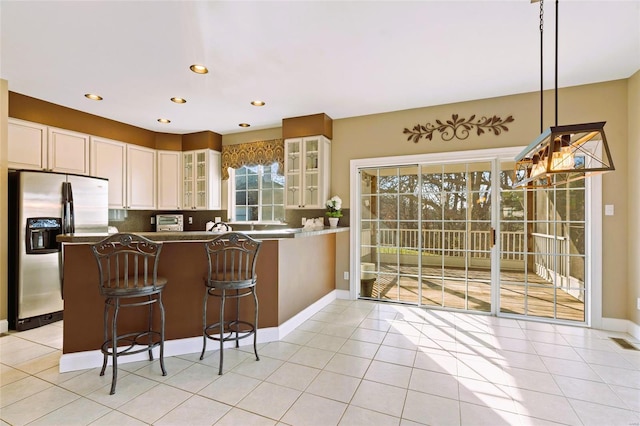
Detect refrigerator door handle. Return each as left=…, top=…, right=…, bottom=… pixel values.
left=68, top=182, right=75, bottom=233
left=61, top=182, right=75, bottom=233
left=62, top=182, right=69, bottom=233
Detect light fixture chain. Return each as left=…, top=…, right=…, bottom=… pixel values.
left=539, top=0, right=544, bottom=133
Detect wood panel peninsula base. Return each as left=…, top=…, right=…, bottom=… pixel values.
left=58, top=228, right=347, bottom=372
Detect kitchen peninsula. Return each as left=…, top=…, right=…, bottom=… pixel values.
left=57, top=227, right=348, bottom=372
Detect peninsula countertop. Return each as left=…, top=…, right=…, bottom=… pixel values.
left=57, top=226, right=349, bottom=243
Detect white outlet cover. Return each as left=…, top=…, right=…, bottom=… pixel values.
left=605, top=204, right=614, bottom=216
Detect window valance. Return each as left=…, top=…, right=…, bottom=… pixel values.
left=220, top=139, right=284, bottom=180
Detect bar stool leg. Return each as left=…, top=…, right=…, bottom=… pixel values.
left=253, top=287, right=259, bottom=361
left=100, top=299, right=109, bottom=377
left=110, top=300, right=120, bottom=395
left=219, top=289, right=226, bottom=375
left=147, top=296, right=154, bottom=361
left=200, top=291, right=209, bottom=360
left=158, top=293, right=167, bottom=376
left=235, top=291, right=240, bottom=348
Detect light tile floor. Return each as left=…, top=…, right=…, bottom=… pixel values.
left=1, top=299, right=640, bottom=425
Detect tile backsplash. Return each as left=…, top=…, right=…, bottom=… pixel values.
left=108, top=208, right=350, bottom=232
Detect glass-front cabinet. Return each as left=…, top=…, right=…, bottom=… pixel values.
left=284, top=135, right=331, bottom=209
left=182, top=149, right=221, bottom=210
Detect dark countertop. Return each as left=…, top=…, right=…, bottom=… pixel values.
left=57, top=226, right=349, bottom=243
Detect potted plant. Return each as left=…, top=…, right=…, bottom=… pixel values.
left=325, top=195, right=343, bottom=227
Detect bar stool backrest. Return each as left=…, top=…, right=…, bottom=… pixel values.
left=91, top=233, right=164, bottom=297
left=204, top=232, right=261, bottom=290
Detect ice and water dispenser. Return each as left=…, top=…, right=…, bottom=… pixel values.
left=25, top=218, right=62, bottom=254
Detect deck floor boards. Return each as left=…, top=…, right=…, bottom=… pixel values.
left=363, top=264, right=585, bottom=321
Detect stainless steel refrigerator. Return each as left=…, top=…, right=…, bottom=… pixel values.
left=8, top=170, right=109, bottom=331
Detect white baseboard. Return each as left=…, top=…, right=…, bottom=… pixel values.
left=0, top=319, right=8, bottom=334
left=335, top=289, right=351, bottom=300
left=629, top=321, right=640, bottom=341
left=59, top=290, right=339, bottom=373
left=277, top=290, right=337, bottom=338
left=601, top=317, right=640, bottom=341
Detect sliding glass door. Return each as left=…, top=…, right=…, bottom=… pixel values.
left=498, top=160, right=586, bottom=321
left=355, top=151, right=589, bottom=323
left=359, top=161, right=494, bottom=313
left=360, top=165, right=422, bottom=304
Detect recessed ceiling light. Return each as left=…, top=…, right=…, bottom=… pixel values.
left=84, top=93, right=103, bottom=101
left=239, top=123, right=250, bottom=128
left=171, top=97, right=187, bottom=104
left=189, top=64, right=208, bottom=74
left=250, top=100, right=265, bottom=106
left=158, top=118, right=171, bottom=124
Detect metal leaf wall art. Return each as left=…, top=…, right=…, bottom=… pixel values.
left=403, top=114, right=515, bottom=143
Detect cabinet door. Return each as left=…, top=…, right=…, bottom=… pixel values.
left=302, top=136, right=321, bottom=208
left=284, top=138, right=303, bottom=208
left=319, top=136, right=331, bottom=208
left=182, top=149, right=220, bottom=210
left=193, top=150, right=208, bottom=210
left=127, top=145, right=156, bottom=209
left=8, top=118, right=47, bottom=170
left=157, top=150, right=182, bottom=210
left=48, top=127, right=90, bottom=175
left=90, top=137, right=127, bottom=209
left=182, top=151, right=195, bottom=209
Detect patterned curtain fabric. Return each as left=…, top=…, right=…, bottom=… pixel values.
left=220, top=139, right=284, bottom=180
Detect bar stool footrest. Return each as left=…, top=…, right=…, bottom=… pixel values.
left=204, top=320, right=256, bottom=344
left=101, top=330, right=162, bottom=358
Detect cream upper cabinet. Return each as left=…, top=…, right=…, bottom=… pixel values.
left=157, top=150, right=182, bottom=210
left=90, top=137, right=127, bottom=209
left=127, top=145, right=157, bottom=210
left=8, top=119, right=89, bottom=174
left=8, top=118, right=47, bottom=170
left=182, top=149, right=221, bottom=210
left=47, top=127, right=90, bottom=175
left=284, top=135, right=331, bottom=209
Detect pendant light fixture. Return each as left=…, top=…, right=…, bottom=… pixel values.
left=513, top=0, right=615, bottom=188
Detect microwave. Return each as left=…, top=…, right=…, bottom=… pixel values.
left=156, top=214, right=183, bottom=231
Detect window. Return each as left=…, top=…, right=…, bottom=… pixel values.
left=229, top=163, right=285, bottom=222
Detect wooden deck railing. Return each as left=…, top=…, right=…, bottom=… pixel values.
left=359, top=227, right=583, bottom=300
left=362, top=228, right=575, bottom=278
left=365, top=228, right=526, bottom=260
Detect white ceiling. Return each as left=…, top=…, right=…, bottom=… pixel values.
left=1, top=1, right=638, bottom=136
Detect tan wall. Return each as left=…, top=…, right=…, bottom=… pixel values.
left=627, top=70, right=640, bottom=327
left=335, top=230, right=350, bottom=291
left=0, top=80, right=8, bottom=326
left=332, top=79, right=630, bottom=321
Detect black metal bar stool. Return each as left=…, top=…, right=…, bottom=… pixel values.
left=200, top=232, right=261, bottom=375
left=91, top=233, right=167, bottom=394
